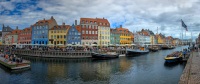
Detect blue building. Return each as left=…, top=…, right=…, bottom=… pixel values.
left=67, top=24, right=81, bottom=45
left=31, top=16, right=57, bottom=45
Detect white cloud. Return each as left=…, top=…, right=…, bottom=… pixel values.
left=0, top=0, right=200, bottom=39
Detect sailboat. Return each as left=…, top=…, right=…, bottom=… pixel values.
left=148, top=36, right=159, bottom=52
left=126, top=32, right=149, bottom=56
left=91, top=30, right=119, bottom=59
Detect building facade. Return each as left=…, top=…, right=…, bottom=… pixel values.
left=134, top=33, right=150, bottom=46
left=4, top=27, right=21, bottom=45
left=156, top=33, right=165, bottom=44
left=67, top=24, right=81, bottom=45
left=110, top=29, right=120, bottom=45
left=97, top=18, right=110, bottom=46
left=165, top=36, right=173, bottom=45
left=31, top=16, right=57, bottom=45
left=80, top=18, right=98, bottom=45
left=48, top=23, right=70, bottom=46
left=18, top=27, right=32, bottom=44
left=116, top=26, right=132, bottom=45
left=2, top=24, right=13, bottom=44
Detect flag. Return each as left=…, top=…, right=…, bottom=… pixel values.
left=181, top=19, right=188, bottom=31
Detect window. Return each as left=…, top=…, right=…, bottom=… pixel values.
left=92, top=31, right=94, bottom=34
left=95, top=31, right=97, bottom=34
left=82, top=20, right=84, bottom=23
left=89, top=31, right=91, bottom=34
left=86, top=31, right=88, bottom=34
left=82, top=30, right=84, bottom=34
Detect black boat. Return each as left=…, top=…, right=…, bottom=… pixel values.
left=148, top=46, right=159, bottom=52
left=148, top=47, right=159, bottom=52
left=91, top=52, right=119, bottom=60
left=126, top=48, right=149, bottom=56
left=161, top=45, right=171, bottom=50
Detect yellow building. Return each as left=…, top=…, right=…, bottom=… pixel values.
left=116, top=26, right=132, bottom=45
left=155, top=33, right=165, bottom=44
left=48, top=23, right=70, bottom=46
left=98, top=26, right=110, bottom=46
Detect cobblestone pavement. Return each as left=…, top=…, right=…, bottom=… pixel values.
left=179, top=50, right=200, bottom=84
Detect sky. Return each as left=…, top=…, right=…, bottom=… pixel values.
left=0, top=0, right=200, bottom=40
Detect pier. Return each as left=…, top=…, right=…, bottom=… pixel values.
left=179, top=51, right=200, bottom=84
left=14, top=50, right=126, bottom=58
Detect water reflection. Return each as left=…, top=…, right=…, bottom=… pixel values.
left=0, top=46, right=188, bottom=84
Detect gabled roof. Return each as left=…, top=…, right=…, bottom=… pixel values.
left=2, top=24, right=13, bottom=32
left=21, top=27, right=32, bottom=33
left=50, top=24, right=70, bottom=30
left=33, top=16, right=57, bottom=26
left=75, top=25, right=81, bottom=33
left=80, top=17, right=110, bottom=27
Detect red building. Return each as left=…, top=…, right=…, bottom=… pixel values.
left=18, top=27, right=32, bottom=44
left=80, top=18, right=110, bottom=45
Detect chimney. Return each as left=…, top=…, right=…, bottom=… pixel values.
left=103, top=17, right=104, bottom=19
left=51, top=16, right=54, bottom=19
left=16, top=26, right=18, bottom=30
left=43, top=18, right=45, bottom=20
left=75, top=20, right=77, bottom=26
left=62, top=22, right=65, bottom=26
left=120, top=25, right=122, bottom=28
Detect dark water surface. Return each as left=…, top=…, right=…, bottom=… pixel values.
left=0, top=46, right=188, bottom=84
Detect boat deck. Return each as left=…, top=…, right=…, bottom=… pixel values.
left=0, top=56, right=30, bottom=70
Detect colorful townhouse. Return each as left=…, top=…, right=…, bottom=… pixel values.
left=97, top=18, right=110, bottom=46
left=110, top=28, right=120, bottom=45
left=31, top=16, right=57, bottom=45
left=48, top=23, right=70, bottom=46
left=134, top=32, right=150, bottom=46
left=2, top=24, right=13, bottom=44
left=4, top=27, right=21, bottom=45
left=165, top=36, right=173, bottom=45
left=80, top=18, right=98, bottom=45
left=116, top=26, right=132, bottom=45
left=172, top=38, right=180, bottom=46
left=18, top=27, right=32, bottom=44
left=67, top=24, right=81, bottom=45
left=155, top=33, right=165, bottom=44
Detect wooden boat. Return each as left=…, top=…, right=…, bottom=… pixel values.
left=0, top=55, right=31, bottom=70
left=126, top=47, right=149, bottom=56
left=161, top=45, right=171, bottom=50
left=92, top=52, right=119, bottom=59
left=164, top=51, right=182, bottom=63
left=148, top=46, right=159, bottom=52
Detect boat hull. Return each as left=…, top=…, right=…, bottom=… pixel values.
left=126, top=49, right=149, bottom=56
left=91, top=52, right=119, bottom=60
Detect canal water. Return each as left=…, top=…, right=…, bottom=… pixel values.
left=0, top=46, right=188, bottom=84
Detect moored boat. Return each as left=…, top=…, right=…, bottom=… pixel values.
left=148, top=46, right=159, bottom=52
left=0, top=54, right=31, bottom=70
left=126, top=47, right=149, bottom=56
left=92, top=52, right=119, bottom=60
left=164, top=51, right=182, bottom=63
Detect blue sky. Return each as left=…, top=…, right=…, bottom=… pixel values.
left=0, top=0, right=200, bottom=39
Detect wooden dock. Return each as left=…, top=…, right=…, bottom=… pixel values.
left=0, top=56, right=30, bottom=70
left=179, top=51, right=200, bottom=84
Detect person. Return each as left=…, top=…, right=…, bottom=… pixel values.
left=183, top=49, right=187, bottom=58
